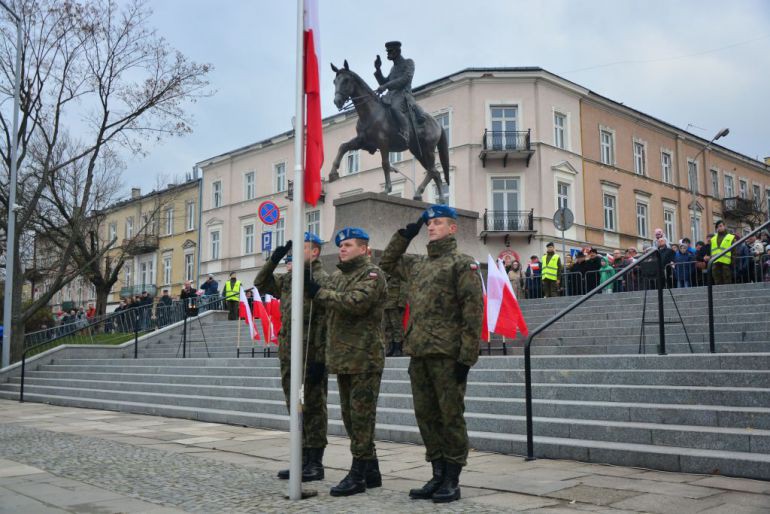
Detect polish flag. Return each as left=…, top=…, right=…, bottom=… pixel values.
left=478, top=264, right=490, bottom=342
left=238, top=288, right=260, bottom=341
left=265, top=294, right=281, bottom=344
left=251, top=286, right=275, bottom=343
left=486, top=255, right=528, bottom=338
left=303, top=0, right=323, bottom=206
left=402, top=303, right=410, bottom=331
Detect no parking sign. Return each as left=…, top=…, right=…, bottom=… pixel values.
left=258, top=201, right=280, bottom=226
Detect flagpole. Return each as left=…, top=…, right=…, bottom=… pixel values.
left=289, top=0, right=306, bottom=501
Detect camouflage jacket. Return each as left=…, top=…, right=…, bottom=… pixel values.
left=383, top=272, right=406, bottom=310
left=253, top=259, right=329, bottom=364
left=315, top=255, right=386, bottom=375
left=380, top=234, right=484, bottom=367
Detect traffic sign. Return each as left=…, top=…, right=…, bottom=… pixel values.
left=261, top=232, right=273, bottom=252
left=258, top=201, right=280, bottom=226
left=553, top=207, right=574, bottom=231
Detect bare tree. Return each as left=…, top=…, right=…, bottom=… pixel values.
left=0, top=0, right=212, bottom=361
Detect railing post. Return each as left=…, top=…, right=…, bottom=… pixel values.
left=19, top=353, right=26, bottom=403
left=707, top=266, right=716, bottom=353
left=524, top=343, right=534, bottom=461
left=182, top=307, right=188, bottom=359
left=133, top=310, right=140, bottom=359
left=656, top=250, right=666, bottom=355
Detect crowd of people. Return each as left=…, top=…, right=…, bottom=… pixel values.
left=506, top=223, right=770, bottom=299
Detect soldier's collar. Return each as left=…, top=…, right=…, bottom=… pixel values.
left=337, top=254, right=369, bottom=272
left=427, top=236, right=457, bottom=257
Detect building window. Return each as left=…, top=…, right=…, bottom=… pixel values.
left=738, top=179, right=748, bottom=199
left=108, top=222, right=117, bottom=242
left=710, top=169, right=720, bottom=199
left=633, top=141, right=646, bottom=175
left=165, top=208, right=174, bottom=236
left=690, top=211, right=701, bottom=242
left=306, top=210, right=320, bottom=236
left=603, top=193, right=617, bottom=232
left=724, top=175, right=735, bottom=197
left=163, top=256, right=172, bottom=286
left=124, top=262, right=133, bottom=286
left=490, top=177, right=520, bottom=230
left=275, top=216, right=285, bottom=247
left=346, top=150, right=360, bottom=174
left=212, top=180, right=222, bottom=208
left=243, top=224, right=255, bottom=254
left=184, top=253, right=194, bottom=282
left=557, top=181, right=570, bottom=210
left=661, top=151, right=673, bottom=184
left=766, top=188, right=770, bottom=215
left=554, top=112, right=566, bottom=150
left=125, top=217, right=134, bottom=239
left=753, top=184, right=761, bottom=209
left=435, top=111, right=451, bottom=147
left=210, top=230, right=220, bottom=260
left=490, top=106, right=518, bottom=150
left=274, top=162, right=286, bottom=193
left=245, top=171, right=255, bottom=200
left=664, top=209, right=676, bottom=243
left=186, top=201, right=195, bottom=231
left=687, top=160, right=698, bottom=193
left=389, top=152, right=402, bottom=164
left=600, top=129, right=614, bottom=165
left=636, top=202, right=648, bottom=238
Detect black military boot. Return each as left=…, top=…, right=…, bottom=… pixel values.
left=432, top=461, right=462, bottom=503
left=385, top=341, right=397, bottom=357
left=301, top=447, right=324, bottom=482
left=408, top=459, right=444, bottom=500
left=393, top=341, right=403, bottom=357
left=330, top=458, right=366, bottom=497
left=277, top=448, right=308, bottom=480
left=365, top=458, right=382, bottom=488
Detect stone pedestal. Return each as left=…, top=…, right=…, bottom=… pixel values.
left=319, top=192, right=480, bottom=268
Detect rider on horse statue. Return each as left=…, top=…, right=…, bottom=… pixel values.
left=374, top=41, right=416, bottom=149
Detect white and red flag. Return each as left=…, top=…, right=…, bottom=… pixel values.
left=238, top=288, right=260, bottom=341
left=303, top=0, right=323, bottom=206
left=251, top=286, right=275, bottom=343
left=486, top=255, right=528, bottom=338
left=265, top=294, right=281, bottom=344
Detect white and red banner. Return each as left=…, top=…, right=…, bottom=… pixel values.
left=265, top=294, right=281, bottom=344
left=486, top=255, right=528, bottom=339
left=238, top=288, right=260, bottom=341
left=303, top=0, right=323, bottom=206
left=251, top=286, right=275, bottom=343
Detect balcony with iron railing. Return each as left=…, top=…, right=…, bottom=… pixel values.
left=122, top=233, right=159, bottom=255
left=722, top=196, right=763, bottom=220
left=481, top=209, right=535, bottom=243
left=119, top=284, right=158, bottom=298
left=479, top=129, right=535, bottom=167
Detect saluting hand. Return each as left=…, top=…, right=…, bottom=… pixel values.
left=399, top=216, right=425, bottom=241
left=374, top=54, right=382, bottom=70
left=270, top=240, right=293, bottom=264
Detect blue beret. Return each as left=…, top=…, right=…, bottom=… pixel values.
left=304, top=232, right=324, bottom=245
left=335, top=227, right=369, bottom=247
left=422, top=204, right=457, bottom=222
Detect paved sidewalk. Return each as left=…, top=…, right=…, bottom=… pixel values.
left=0, top=400, right=768, bottom=513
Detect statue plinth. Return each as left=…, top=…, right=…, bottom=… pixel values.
left=319, top=193, right=479, bottom=268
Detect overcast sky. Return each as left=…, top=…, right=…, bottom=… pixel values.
left=122, top=0, right=770, bottom=196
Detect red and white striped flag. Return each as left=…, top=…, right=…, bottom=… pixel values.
left=486, top=255, right=528, bottom=338
left=238, top=288, right=260, bottom=341
left=251, top=286, right=275, bottom=343
left=303, top=0, right=323, bottom=206
left=265, top=294, right=281, bottom=344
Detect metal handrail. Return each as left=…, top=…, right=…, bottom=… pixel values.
left=523, top=247, right=664, bottom=460
left=706, top=219, right=770, bottom=353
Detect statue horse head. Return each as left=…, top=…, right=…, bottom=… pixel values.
left=330, top=60, right=375, bottom=111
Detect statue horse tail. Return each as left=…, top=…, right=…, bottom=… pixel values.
left=437, top=127, right=450, bottom=185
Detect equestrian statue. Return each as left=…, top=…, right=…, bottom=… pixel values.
left=328, top=41, right=450, bottom=202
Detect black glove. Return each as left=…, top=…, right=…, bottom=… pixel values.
left=270, top=240, right=293, bottom=264
left=304, top=268, right=321, bottom=298
left=455, top=362, right=470, bottom=383
left=306, top=361, right=326, bottom=385
left=398, top=217, right=425, bottom=240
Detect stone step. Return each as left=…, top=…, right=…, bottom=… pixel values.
left=1, top=390, right=768, bottom=480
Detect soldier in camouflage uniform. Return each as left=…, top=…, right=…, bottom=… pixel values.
left=380, top=204, right=484, bottom=504
left=305, top=227, right=387, bottom=497
left=382, top=272, right=406, bottom=357
left=254, top=232, right=329, bottom=482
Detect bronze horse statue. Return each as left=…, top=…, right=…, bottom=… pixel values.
left=328, top=61, right=449, bottom=202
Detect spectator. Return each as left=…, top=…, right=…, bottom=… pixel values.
left=708, top=221, right=735, bottom=286
left=653, top=228, right=665, bottom=248
left=611, top=249, right=626, bottom=292
left=694, top=237, right=710, bottom=287
left=625, top=247, right=640, bottom=291
left=639, top=243, right=658, bottom=290
left=223, top=271, right=242, bottom=320
left=583, top=248, right=602, bottom=292
left=599, top=256, right=615, bottom=293
left=525, top=255, right=542, bottom=299
left=733, top=238, right=752, bottom=283
left=657, top=238, right=676, bottom=288
left=157, top=289, right=172, bottom=327
left=507, top=260, right=524, bottom=299
left=180, top=281, right=199, bottom=317
left=674, top=243, right=695, bottom=288
left=746, top=235, right=764, bottom=282
left=541, top=242, right=562, bottom=298
left=200, top=274, right=219, bottom=296
left=763, top=247, right=770, bottom=282
left=567, top=252, right=586, bottom=296
left=86, top=303, right=96, bottom=320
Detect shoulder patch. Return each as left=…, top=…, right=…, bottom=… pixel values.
left=469, top=263, right=478, bottom=271
left=368, top=271, right=379, bottom=279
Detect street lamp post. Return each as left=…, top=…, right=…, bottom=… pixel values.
left=1, top=0, right=22, bottom=369
left=688, top=128, right=729, bottom=241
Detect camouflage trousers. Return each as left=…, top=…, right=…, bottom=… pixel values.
left=382, top=308, right=404, bottom=343
left=336, top=372, right=382, bottom=459
left=408, top=356, right=469, bottom=466
left=280, top=357, right=328, bottom=449
left=712, top=262, right=732, bottom=285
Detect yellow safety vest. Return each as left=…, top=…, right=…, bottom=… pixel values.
left=224, top=280, right=241, bottom=301
left=542, top=254, right=560, bottom=282
left=710, top=234, right=735, bottom=265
